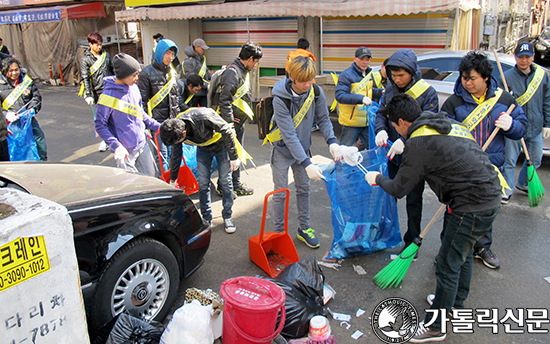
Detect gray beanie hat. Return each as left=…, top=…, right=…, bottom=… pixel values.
left=113, top=53, right=141, bottom=80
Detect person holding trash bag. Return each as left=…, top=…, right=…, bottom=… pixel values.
left=500, top=42, right=550, bottom=204
left=441, top=51, right=527, bottom=269
left=95, top=53, right=160, bottom=177
left=0, top=57, right=47, bottom=161
left=79, top=32, right=114, bottom=152
left=160, top=107, right=240, bottom=234
left=365, top=93, right=502, bottom=343
left=374, top=48, right=439, bottom=254
left=269, top=56, right=344, bottom=249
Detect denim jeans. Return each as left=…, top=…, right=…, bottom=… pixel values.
left=271, top=148, right=310, bottom=232
left=31, top=117, right=47, bottom=161
left=231, top=121, right=245, bottom=186
left=425, top=206, right=500, bottom=331
left=503, top=134, right=543, bottom=197
left=116, top=143, right=156, bottom=177
left=197, top=147, right=233, bottom=222
left=339, top=125, right=369, bottom=148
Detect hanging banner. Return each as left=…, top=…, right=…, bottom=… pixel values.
left=0, top=8, right=61, bottom=24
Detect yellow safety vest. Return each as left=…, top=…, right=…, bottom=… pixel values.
left=176, top=109, right=253, bottom=163
left=198, top=58, right=209, bottom=85
left=366, top=70, right=384, bottom=99
left=516, top=66, right=545, bottom=106
left=338, top=75, right=370, bottom=127
left=264, top=86, right=315, bottom=146
left=2, top=75, right=33, bottom=111
left=97, top=94, right=144, bottom=120
left=405, top=79, right=431, bottom=100
left=462, top=89, right=503, bottom=131
left=231, top=72, right=254, bottom=120
left=147, top=67, right=178, bottom=118
left=79, top=52, right=106, bottom=97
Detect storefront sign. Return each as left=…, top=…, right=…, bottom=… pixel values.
left=0, top=8, right=61, bottom=24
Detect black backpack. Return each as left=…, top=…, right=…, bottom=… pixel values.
left=256, top=83, right=321, bottom=140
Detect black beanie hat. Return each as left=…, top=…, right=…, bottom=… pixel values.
left=113, top=53, right=141, bottom=80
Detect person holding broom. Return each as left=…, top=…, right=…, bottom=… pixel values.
left=365, top=93, right=502, bottom=342
left=500, top=42, right=550, bottom=204
left=441, top=51, right=527, bottom=269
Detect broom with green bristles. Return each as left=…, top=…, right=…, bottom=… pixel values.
left=493, top=49, right=545, bottom=207
left=374, top=104, right=515, bottom=289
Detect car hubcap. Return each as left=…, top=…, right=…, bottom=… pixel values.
left=111, top=258, right=170, bottom=320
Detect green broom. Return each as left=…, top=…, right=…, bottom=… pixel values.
left=521, top=139, right=545, bottom=207
left=493, top=49, right=545, bottom=207
left=374, top=205, right=446, bottom=289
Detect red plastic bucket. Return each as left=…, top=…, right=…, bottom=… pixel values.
left=220, top=276, right=286, bottom=344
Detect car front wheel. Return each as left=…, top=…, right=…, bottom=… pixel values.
left=89, top=237, right=180, bottom=329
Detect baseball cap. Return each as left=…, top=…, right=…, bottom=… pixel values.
left=355, top=47, right=372, bottom=59
left=514, top=42, right=534, bottom=57
left=193, top=38, right=210, bottom=50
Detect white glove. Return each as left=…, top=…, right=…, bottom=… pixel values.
left=85, top=97, right=94, bottom=105
left=305, top=164, right=325, bottom=181
left=114, top=146, right=128, bottom=162
left=329, top=143, right=343, bottom=162
left=230, top=158, right=241, bottom=171
left=495, top=112, right=513, bottom=131
left=387, top=139, right=405, bottom=160
left=375, top=130, right=388, bottom=147
left=365, top=171, right=380, bottom=186
left=542, top=127, right=550, bottom=139
left=5, top=111, right=18, bottom=123
left=362, top=96, right=372, bottom=106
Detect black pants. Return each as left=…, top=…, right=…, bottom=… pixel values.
left=388, top=161, right=425, bottom=247
left=0, top=139, right=9, bottom=161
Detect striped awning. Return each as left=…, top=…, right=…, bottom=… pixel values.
left=116, top=0, right=458, bottom=22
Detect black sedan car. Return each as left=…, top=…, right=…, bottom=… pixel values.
left=0, top=162, right=211, bottom=330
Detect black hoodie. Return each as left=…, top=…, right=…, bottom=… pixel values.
left=377, top=112, right=501, bottom=212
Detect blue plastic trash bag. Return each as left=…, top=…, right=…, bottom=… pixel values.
left=368, top=101, right=380, bottom=150
left=321, top=146, right=402, bottom=259
left=181, top=144, right=198, bottom=178
left=7, top=109, right=40, bottom=162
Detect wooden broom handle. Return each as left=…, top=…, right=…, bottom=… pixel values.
left=419, top=103, right=515, bottom=239
left=493, top=49, right=509, bottom=92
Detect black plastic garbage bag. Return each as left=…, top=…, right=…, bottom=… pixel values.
left=105, top=313, right=162, bottom=344
left=269, top=257, right=327, bottom=339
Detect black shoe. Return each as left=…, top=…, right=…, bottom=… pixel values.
left=233, top=183, right=254, bottom=196
left=474, top=248, right=501, bottom=269
left=501, top=194, right=511, bottom=204
left=216, top=185, right=237, bottom=199
left=409, top=322, right=446, bottom=343
left=516, top=185, right=528, bottom=194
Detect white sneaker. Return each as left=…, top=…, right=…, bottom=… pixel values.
left=427, top=294, right=435, bottom=305
left=98, top=141, right=108, bottom=152
left=224, top=218, right=236, bottom=234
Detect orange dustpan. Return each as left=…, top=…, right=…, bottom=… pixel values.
left=249, top=189, right=300, bottom=278
left=154, top=131, right=198, bottom=195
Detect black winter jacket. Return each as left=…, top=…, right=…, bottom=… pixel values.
left=182, top=45, right=211, bottom=97
left=377, top=112, right=501, bottom=212
left=211, top=58, right=251, bottom=124
left=79, top=48, right=114, bottom=102
left=138, top=60, right=180, bottom=123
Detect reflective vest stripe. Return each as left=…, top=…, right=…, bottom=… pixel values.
left=2, top=75, right=33, bottom=110
left=97, top=94, right=144, bottom=120
left=462, top=89, right=503, bottom=131
left=516, top=66, right=545, bottom=106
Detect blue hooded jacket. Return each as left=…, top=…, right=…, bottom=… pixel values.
left=441, top=75, right=528, bottom=167
left=375, top=49, right=439, bottom=142
left=154, top=39, right=178, bottom=65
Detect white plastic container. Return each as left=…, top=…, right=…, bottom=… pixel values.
left=309, top=315, right=331, bottom=340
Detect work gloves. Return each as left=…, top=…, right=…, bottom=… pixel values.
left=375, top=130, right=388, bottom=147
left=543, top=127, right=550, bottom=139
left=365, top=171, right=380, bottom=186
left=362, top=96, right=372, bottom=106
left=329, top=143, right=344, bottom=162
left=305, top=164, right=325, bottom=181
left=387, top=139, right=405, bottom=160
left=5, top=111, right=18, bottom=123
left=114, top=146, right=129, bottom=164
left=230, top=158, right=241, bottom=171
left=85, top=97, right=94, bottom=105
left=495, top=112, right=513, bottom=131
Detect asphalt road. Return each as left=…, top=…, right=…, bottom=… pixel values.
left=38, top=84, right=550, bottom=344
